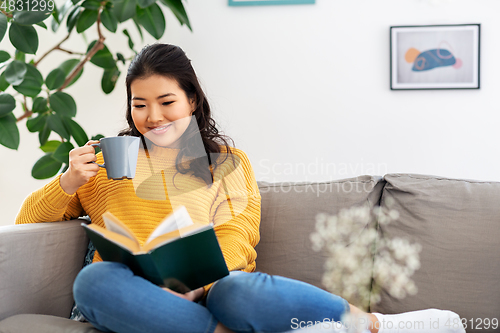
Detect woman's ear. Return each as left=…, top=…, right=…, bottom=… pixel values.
left=189, top=97, right=196, bottom=114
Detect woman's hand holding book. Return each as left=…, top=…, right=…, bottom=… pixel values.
left=162, top=287, right=204, bottom=302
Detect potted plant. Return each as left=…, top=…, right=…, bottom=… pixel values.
left=0, top=0, right=191, bottom=179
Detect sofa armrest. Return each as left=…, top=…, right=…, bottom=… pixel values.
left=0, top=221, right=89, bottom=321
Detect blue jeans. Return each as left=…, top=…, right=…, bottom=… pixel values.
left=73, top=262, right=349, bottom=333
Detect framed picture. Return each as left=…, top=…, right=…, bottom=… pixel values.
left=228, top=0, right=315, bottom=6
left=390, top=24, right=480, bottom=90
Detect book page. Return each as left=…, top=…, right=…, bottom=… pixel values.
left=146, top=206, right=194, bottom=244
left=143, top=223, right=212, bottom=253
left=102, top=211, right=140, bottom=245
left=84, top=224, right=142, bottom=254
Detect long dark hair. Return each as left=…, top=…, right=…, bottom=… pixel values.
left=119, top=44, right=234, bottom=185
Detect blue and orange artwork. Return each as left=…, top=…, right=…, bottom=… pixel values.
left=405, top=46, right=462, bottom=71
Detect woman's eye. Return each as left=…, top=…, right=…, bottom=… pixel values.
left=162, top=101, right=173, bottom=106
left=133, top=105, right=145, bottom=108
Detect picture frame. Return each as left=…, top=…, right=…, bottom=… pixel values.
left=228, top=0, right=315, bottom=6
left=390, top=24, right=480, bottom=90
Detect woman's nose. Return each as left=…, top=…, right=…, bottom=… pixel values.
left=147, top=105, right=164, bottom=123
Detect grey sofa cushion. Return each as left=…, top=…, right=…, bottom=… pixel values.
left=255, top=175, right=384, bottom=290
left=0, top=314, right=102, bottom=333
left=0, top=221, right=89, bottom=321
left=372, top=174, right=500, bottom=333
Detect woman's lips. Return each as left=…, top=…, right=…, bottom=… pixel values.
left=148, top=124, right=172, bottom=135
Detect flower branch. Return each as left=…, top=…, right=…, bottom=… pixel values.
left=310, top=199, right=422, bottom=311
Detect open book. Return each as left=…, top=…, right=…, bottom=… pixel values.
left=82, top=206, right=229, bottom=293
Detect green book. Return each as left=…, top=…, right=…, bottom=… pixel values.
left=81, top=206, right=229, bottom=293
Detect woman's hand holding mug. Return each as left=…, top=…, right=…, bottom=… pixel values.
left=60, top=141, right=101, bottom=195
left=60, top=136, right=140, bottom=194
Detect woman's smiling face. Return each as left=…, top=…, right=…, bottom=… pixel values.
left=131, top=75, right=195, bottom=148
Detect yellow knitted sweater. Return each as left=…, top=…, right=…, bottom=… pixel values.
left=16, top=145, right=261, bottom=296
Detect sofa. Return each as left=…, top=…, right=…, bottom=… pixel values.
left=0, top=173, right=499, bottom=333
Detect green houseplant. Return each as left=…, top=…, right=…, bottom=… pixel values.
left=0, top=0, right=191, bottom=179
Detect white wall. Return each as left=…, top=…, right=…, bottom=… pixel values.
left=2, top=0, right=500, bottom=226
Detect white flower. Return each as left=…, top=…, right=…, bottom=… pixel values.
left=312, top=203, right=421, bottom=309
left=389, top=210, right=400, bottom=220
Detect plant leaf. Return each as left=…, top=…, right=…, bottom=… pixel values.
left=0, top=113, right=20, bottom=150
left=58, top=59, right=79, bottom=75
left=0, top=13, right=7, bottom=43
left=32, top=96, right=48, bottom=113
left=38, top=121, right=51, bottom=146
left=52, top=0, right=72, bottom=32
left=9, top=23, right=39, bottom=54
left=132, top=17, right=143, bottom=41
left=122, top=29, right=136, bottom=52
left=13, top=64, right=44, bottom=97
left=4, top=60, right=27, bottom=86
left=159, top=0, right=191, bottom=31
left=116, top=52, right=126, bottom=65
left=32, top=152, right=63, bottom=179
left=47, top=113, right=70, bottom=140
left=76, top=9, right=98, bottom=33
left=136, top=4, right=165, bottom=40
left=35, top=21, right=48, bottom=29
left=66, top=5, right=82, bottom=33
left=51, top=4, right=60, bottom=32
left=45, top=68, right=66, bottom=90
left=0, top=51, right=10, bottom=63
left=111, top=0, right=136, bottom=23
left=62, top=116, right=88, bottom=147
left=88, top=41, right=116, bottom=69
left=49, top=91, right=77, bottom=117
left=40, top=140, right=61, bottom=153
left=52, top=2, right=60, bottom=22
left=137, top=0, right=155, bottom=9
left=0, top=92, right=16, bottom=118
left=81, top=0, right=101, bottom=10
left=13, top=10, right=52, bottom=25
left=101, top=66, right=120, bottom=94
left=26, top=113, right=48, bottom=132
left=53, top=141, right=74, bottom=164
left=0, top=72, right=10, bottom=91
left=59, top=0, right=74, bottom=21
left=15, top=50, right=25, bottom=62
left=58, top=58, right=84, bottom=87
left=100, top=7, right=118, bottom=33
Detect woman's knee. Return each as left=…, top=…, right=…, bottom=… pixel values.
left=73, top=262, right=130, bottom=306
left=207, top=271, right=349, bottom=324
left=209, top=271, right=263, bottom=299
left=206, top=272, right=269, bottom=315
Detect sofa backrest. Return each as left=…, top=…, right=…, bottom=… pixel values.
left=0, top=221, right=88, bottom=321
left=4, top=173, right=498, bottom=330
left=257, top=173, right=500, bottom=332
left=256, top=175, right=384, bottom=291
left=372, top=174, right=500, bottom=333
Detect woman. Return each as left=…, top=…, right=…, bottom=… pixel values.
left=16, top=43, right=465, bottom=333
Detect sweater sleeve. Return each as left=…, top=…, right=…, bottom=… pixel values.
left=202, top=149, right=261, bottom=296
left=16, top=174, right=85, bottom=224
